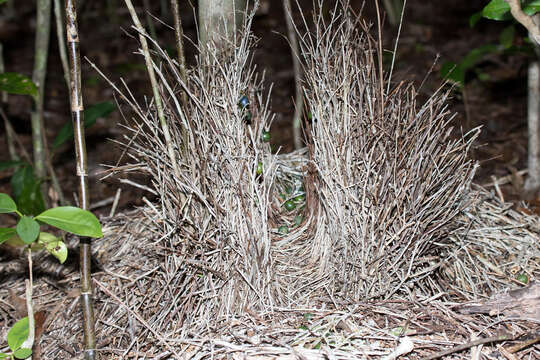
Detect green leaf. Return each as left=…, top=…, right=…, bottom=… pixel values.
left=37, top=231, right=59, bottom=244
left=482, top=0, right=540, bottom=20
left=16, top=216, right=40, bottom=244
left=52, top=101, right=116, bottom=150
left=469, top=11, right=483, bottom=27
left=7, top=317, right=29, bottom=351
left=45, top=239, right=67, bottom=263
left=500, top=25, right=515, bottom=48
left=36, top=207, right=103, bottom=238
left=0, top=228, right=17, bottom=245
left=38, top=232, right=68, bottom=263
left=13, top=348, right=31, bottom=359
left=0, top=73, right=37, bottom=97
left=482, top=0, right=512, bottom=20
left=460, top=44, right=499, bottom=69
left=0, top=0, right=7, bottom=4
left=441, top=61, right=465, bottom=87
left=0, top=193, right=17, bottom=213
left=523, top=0, right=540, bottom=15
left=0, top=160, right=26, bottom=172
left=0, top=353, right=11, bottom=359
left=11, top=166, right=46, bottom=216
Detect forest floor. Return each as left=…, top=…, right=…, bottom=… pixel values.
left=0, top=0, right=538, bottom=215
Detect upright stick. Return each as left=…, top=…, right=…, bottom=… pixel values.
left=282, top=0, right=304, bottom=149
left=65, top=0, right=96, bottom=358
left=170, top=0, right=188, bottom=107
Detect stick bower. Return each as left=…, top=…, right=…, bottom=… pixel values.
left=1, top=2, right=538, bottom=359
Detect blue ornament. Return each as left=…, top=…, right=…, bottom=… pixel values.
left=238, top=95, right=249, bottom=109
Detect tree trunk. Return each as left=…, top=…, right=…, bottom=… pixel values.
left=198, top=0, right=246, bottom=50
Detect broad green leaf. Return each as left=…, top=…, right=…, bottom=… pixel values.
left=482, top=0, right=512, bottom=20
left=443, top=44, right=501, bottom=86
left=52, top=101, right=116, bottom=150
left=0, top=160, right=26, bottom=172
left=0, top=73, right=37, bottom=97
left=483, top=0, right=540, bottom=20
left=38, top=232, right=67, bottom=263
left=523, top=0, right=540, bottom=15
left=441, top=61, right=465, bottom=87
left=0, top=193, right=17, bottom=213
left=460, top=44, right=499, bottom=69
left=0, top=228, right=17, bottom=245
left=500, top=25, right=515, bottom=48
left=10, top=166, right=27, bottom=200
left=7, top=317, right=28, bottom=351
left=13, top=348, right=31, bottom=359
left=36, top=206, right=102, bottom=238
left=469, top=11, right=482, bottom=27
left=11, top=166, right=46, bottom=216
left=16, top=216, right=40, bottom=244
left=0, top=353, right=10, bottom=359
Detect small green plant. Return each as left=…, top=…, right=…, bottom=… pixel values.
left=441, top=0, right=540, bottom=87
left=0, top=193, right=102, bottom=356
left=0, top=317, right=32, bottom=359
left=0, top=193, right=102, bottom=253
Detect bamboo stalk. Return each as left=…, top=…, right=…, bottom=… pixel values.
left=65, top=0, right=96, bottom=358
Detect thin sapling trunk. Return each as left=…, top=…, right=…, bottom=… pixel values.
left=283, top=0, right=304, bottom=149
left=198, top=0, right=246, bottom=50
left=32, top=0, right=52, bottom=203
